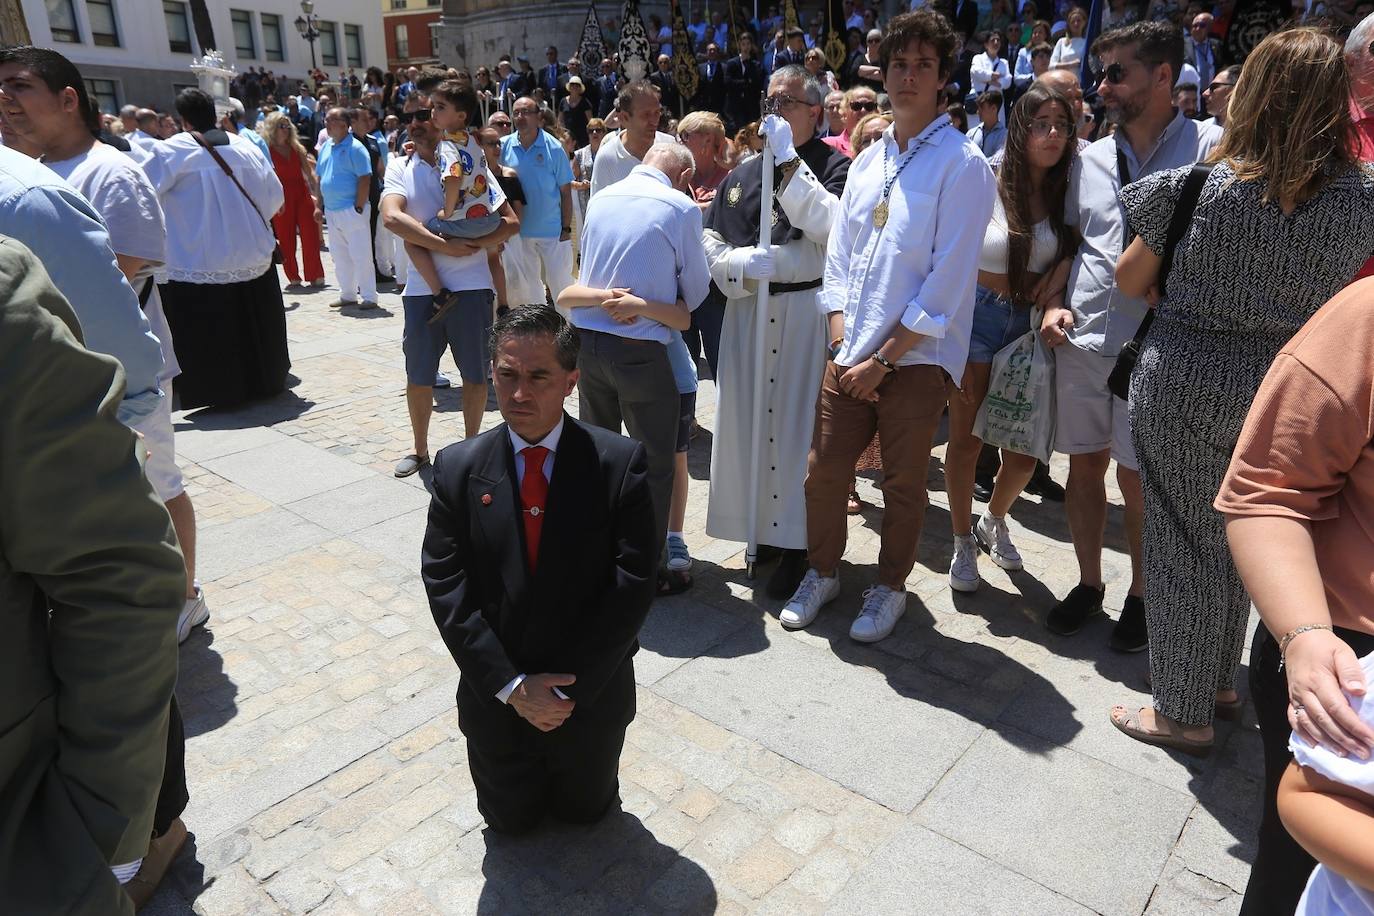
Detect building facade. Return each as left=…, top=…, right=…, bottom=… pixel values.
left=18, top=0, right=385, bottom=112
left=381, top=0, right=440, bottom=72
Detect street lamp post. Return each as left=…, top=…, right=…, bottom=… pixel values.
left=294, top=0, right=319, bottom=73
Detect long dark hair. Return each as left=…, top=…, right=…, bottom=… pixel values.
left=999, top=84, right=1079, bottom=304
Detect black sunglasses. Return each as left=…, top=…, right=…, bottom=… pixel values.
left=1101, top=62, right=1130, bottom=84
left=411, top=109, right=432, bottom=122
left=849, top=100, right=876, bottom=112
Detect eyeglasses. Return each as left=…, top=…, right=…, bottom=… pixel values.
left=1101, top=62, right=1131, bottom=84
left=589, top=127, right=606, bottom=134
left=1204, top=80, right=1233, bottom=92
left=412, top=109, right=432, bottom=122
left=1029, top=118, right=1072, bottom=138
left=769, top=93, right=809, bottom=109
left=481, top=140, right=500, bottom=148
left=849, top=100, right=876, bottom=112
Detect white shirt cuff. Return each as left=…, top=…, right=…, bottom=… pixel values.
left=496, top=674, right=526, bottom=704
left=901, top=303, right=949, bottom=339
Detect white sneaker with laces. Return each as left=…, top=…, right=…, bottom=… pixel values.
left=949, top=534, right=981, bottom=593
left=849, top=585, right=906, bottom=642
left=780, top=569, right=840, bottom=629
left=178, top=586, right=210, bottom=644
left=975, top=512, right=1023, bottom=571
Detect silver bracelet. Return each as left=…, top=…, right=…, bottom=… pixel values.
left=1278, top=623, right=1334, bottom=670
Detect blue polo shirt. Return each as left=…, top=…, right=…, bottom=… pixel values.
left=500, top=129, right=573, bottom=239
left=315, top=134, right=371, bottom=211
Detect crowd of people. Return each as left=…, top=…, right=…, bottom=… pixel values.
left=8, top=0, right=1374, bottom=912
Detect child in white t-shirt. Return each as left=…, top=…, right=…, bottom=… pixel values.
left=1279, top=650, right=1374, bottom=915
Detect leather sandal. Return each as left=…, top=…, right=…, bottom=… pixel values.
left=1144, top=672, right=1244, bottom=722
left=1109, top=705, right=1212, bottom=757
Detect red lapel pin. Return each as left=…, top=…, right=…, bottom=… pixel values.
left=481, top=493, right=493, bottom=506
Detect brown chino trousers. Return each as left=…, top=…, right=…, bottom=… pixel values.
left=805, top=361, right=949, bottom=590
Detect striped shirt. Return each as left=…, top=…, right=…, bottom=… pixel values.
left=572, top=165, right=711, bottom=346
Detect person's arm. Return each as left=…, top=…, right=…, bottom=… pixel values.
left=379, top=193, right=482, bottom=257
left=1218, top=335, right=1374, bottom=757
left=856, top=63, right=883, bottom=80
left=4, top=186, right=164, bottom=425
left=0, top=239, right=184, bottom=867
left=558, top=442, right=658, bottom=706
left=600, top=289, right=692, bottom=328
left=559, top=182, right=573, bottom=240
left=114, top=255, right=150, bottom=287
left=1280, top=761, right=1374, bottom=890
left=557, top=282, right=617, bottom=309
left=353, top=173, right=370, bottom=212
left=970, top=53, right=994, bottom=91
left=471, top=200, right=521, bottom=249
left=1115, top=235, right=1162, bottom=302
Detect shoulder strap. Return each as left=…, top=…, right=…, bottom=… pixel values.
left=1159, top=161, right=1213, bottom=289
left=189, top=130, right=272, bottom=236
left=1125, top=162, right=1214, bottom=346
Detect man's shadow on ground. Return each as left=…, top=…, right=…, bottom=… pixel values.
left=476, top=811, right=715, bottom=914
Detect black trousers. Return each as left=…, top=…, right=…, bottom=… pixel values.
left=1240, top=625, right=1374, bottom=915
left=577, top=330, right=678, bottom=549
left=154, top=694, right=188, bottom=835
left=467, top=726, right=626, bottom=835
left=683, top=284, right=726, bottom=378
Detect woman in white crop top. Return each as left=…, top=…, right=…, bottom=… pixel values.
left=945, top=84, right=1080, bottom=594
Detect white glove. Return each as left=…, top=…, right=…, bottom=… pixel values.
left=740, top=246, right=776, bottom=280
left=761, top=114, right=796, bottom=164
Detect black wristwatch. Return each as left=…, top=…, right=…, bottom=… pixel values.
left=871, top=352, right=897, bottom=373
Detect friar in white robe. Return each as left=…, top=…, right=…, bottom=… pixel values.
left=703, top=75, right=849, bottom=599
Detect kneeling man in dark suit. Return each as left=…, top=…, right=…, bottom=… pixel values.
left=422, top=304, right=658, bottom=834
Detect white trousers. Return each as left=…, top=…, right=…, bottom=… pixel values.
left=374, top=221, right=397, bottom=276
left=326, top=204, right=376, bottom=302
left=505, top=235, right=573, bottom=307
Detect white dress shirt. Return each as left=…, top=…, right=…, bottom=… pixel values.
left=495, top=416, right=565, bottom=704
left=970, top=52, right=1011, bottom=95
left=822, top=116, right=997, bottom=387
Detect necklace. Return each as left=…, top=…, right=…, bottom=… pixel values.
left=874, top=119, right=947, bottom=228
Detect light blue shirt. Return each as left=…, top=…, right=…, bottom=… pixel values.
left=239, top=124, right=270, bottom=160
left=0, top=145, right=162, bottom=424
left=315, top=134, right=372, bottom=212
left=370, top=130, right=389, bottom=168
left=1064, top=111, right=1222, bottom=355
left=967, top=122, right=1007, bottom=158
left=500, top=129, right=573, bottom=239
left=666, top=333, right=697, bottom=394
left=574, top=165, right=711, bottom=346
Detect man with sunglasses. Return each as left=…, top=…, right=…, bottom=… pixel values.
left=1200, top=64, right=1240, bottom=130
left=823, top=85, right=878, bottom=156
left=704, top=65, right=850, bottom=602
left=1039, top=21, right=1221, bottom=649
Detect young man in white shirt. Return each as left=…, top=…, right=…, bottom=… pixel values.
left=781, top=9, right=996, bottom=644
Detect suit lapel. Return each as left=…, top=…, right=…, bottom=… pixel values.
left=470, top=426, right=530, bottom=612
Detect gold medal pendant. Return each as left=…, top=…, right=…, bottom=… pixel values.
left=874, top=198, right=889, bottom=228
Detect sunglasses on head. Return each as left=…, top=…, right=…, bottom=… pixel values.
left=849, top=100, right=876, bottom=112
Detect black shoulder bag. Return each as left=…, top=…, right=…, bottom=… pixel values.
left=1107, top=160, right=1213, bottom=400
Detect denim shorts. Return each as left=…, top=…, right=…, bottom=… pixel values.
left=401, top=290, right=493, bottom=385
left=424, top=212, right=502, bottom=240
left=967, top=284, right=1032, bottom=364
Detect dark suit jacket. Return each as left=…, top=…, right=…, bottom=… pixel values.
left=649, top=70, right=681, bottom=117
left=422, top=416, right=657, bottom=752
left=724, top=55, right=764, bottom=129
left=954, top=0, right=979, bottom=38
left=1185, top=36, right=1226, bottom=77
left=596, top=74, right=620, bottom=117
left=538, top=63, right=568, bottom=102
left=693, top=60, right=727, bottom=114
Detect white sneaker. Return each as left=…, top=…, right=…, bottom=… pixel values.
left=780, top=569, right=840, bottom=629
left=975, top=512, right=1023, bottom=571
left=849, top=585, right=906, bottom=642
left=178, top=587, right=209, bottom=644
left=949, top=534, right=981, bottom=593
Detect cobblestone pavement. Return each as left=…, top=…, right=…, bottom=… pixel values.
left=145, top=251, right=1260, bottom=915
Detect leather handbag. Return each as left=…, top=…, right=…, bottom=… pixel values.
left=1107, top=161, right=1213, bottom=400
left=189, top=130, right=284, bottom=265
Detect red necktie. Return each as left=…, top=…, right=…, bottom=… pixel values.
left=520, top=446, right=549, bottom=572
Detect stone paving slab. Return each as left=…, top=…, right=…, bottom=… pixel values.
left=144, top=252, right=1256, bottom=914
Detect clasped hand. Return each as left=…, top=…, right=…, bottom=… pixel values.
left=509, top=673, right=577, bottom=732
left=1285, top=630, right=1374, bottom=759
left=838, top=359, right=885, bottom=403
left=601, top=287, right=647, bottom=324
